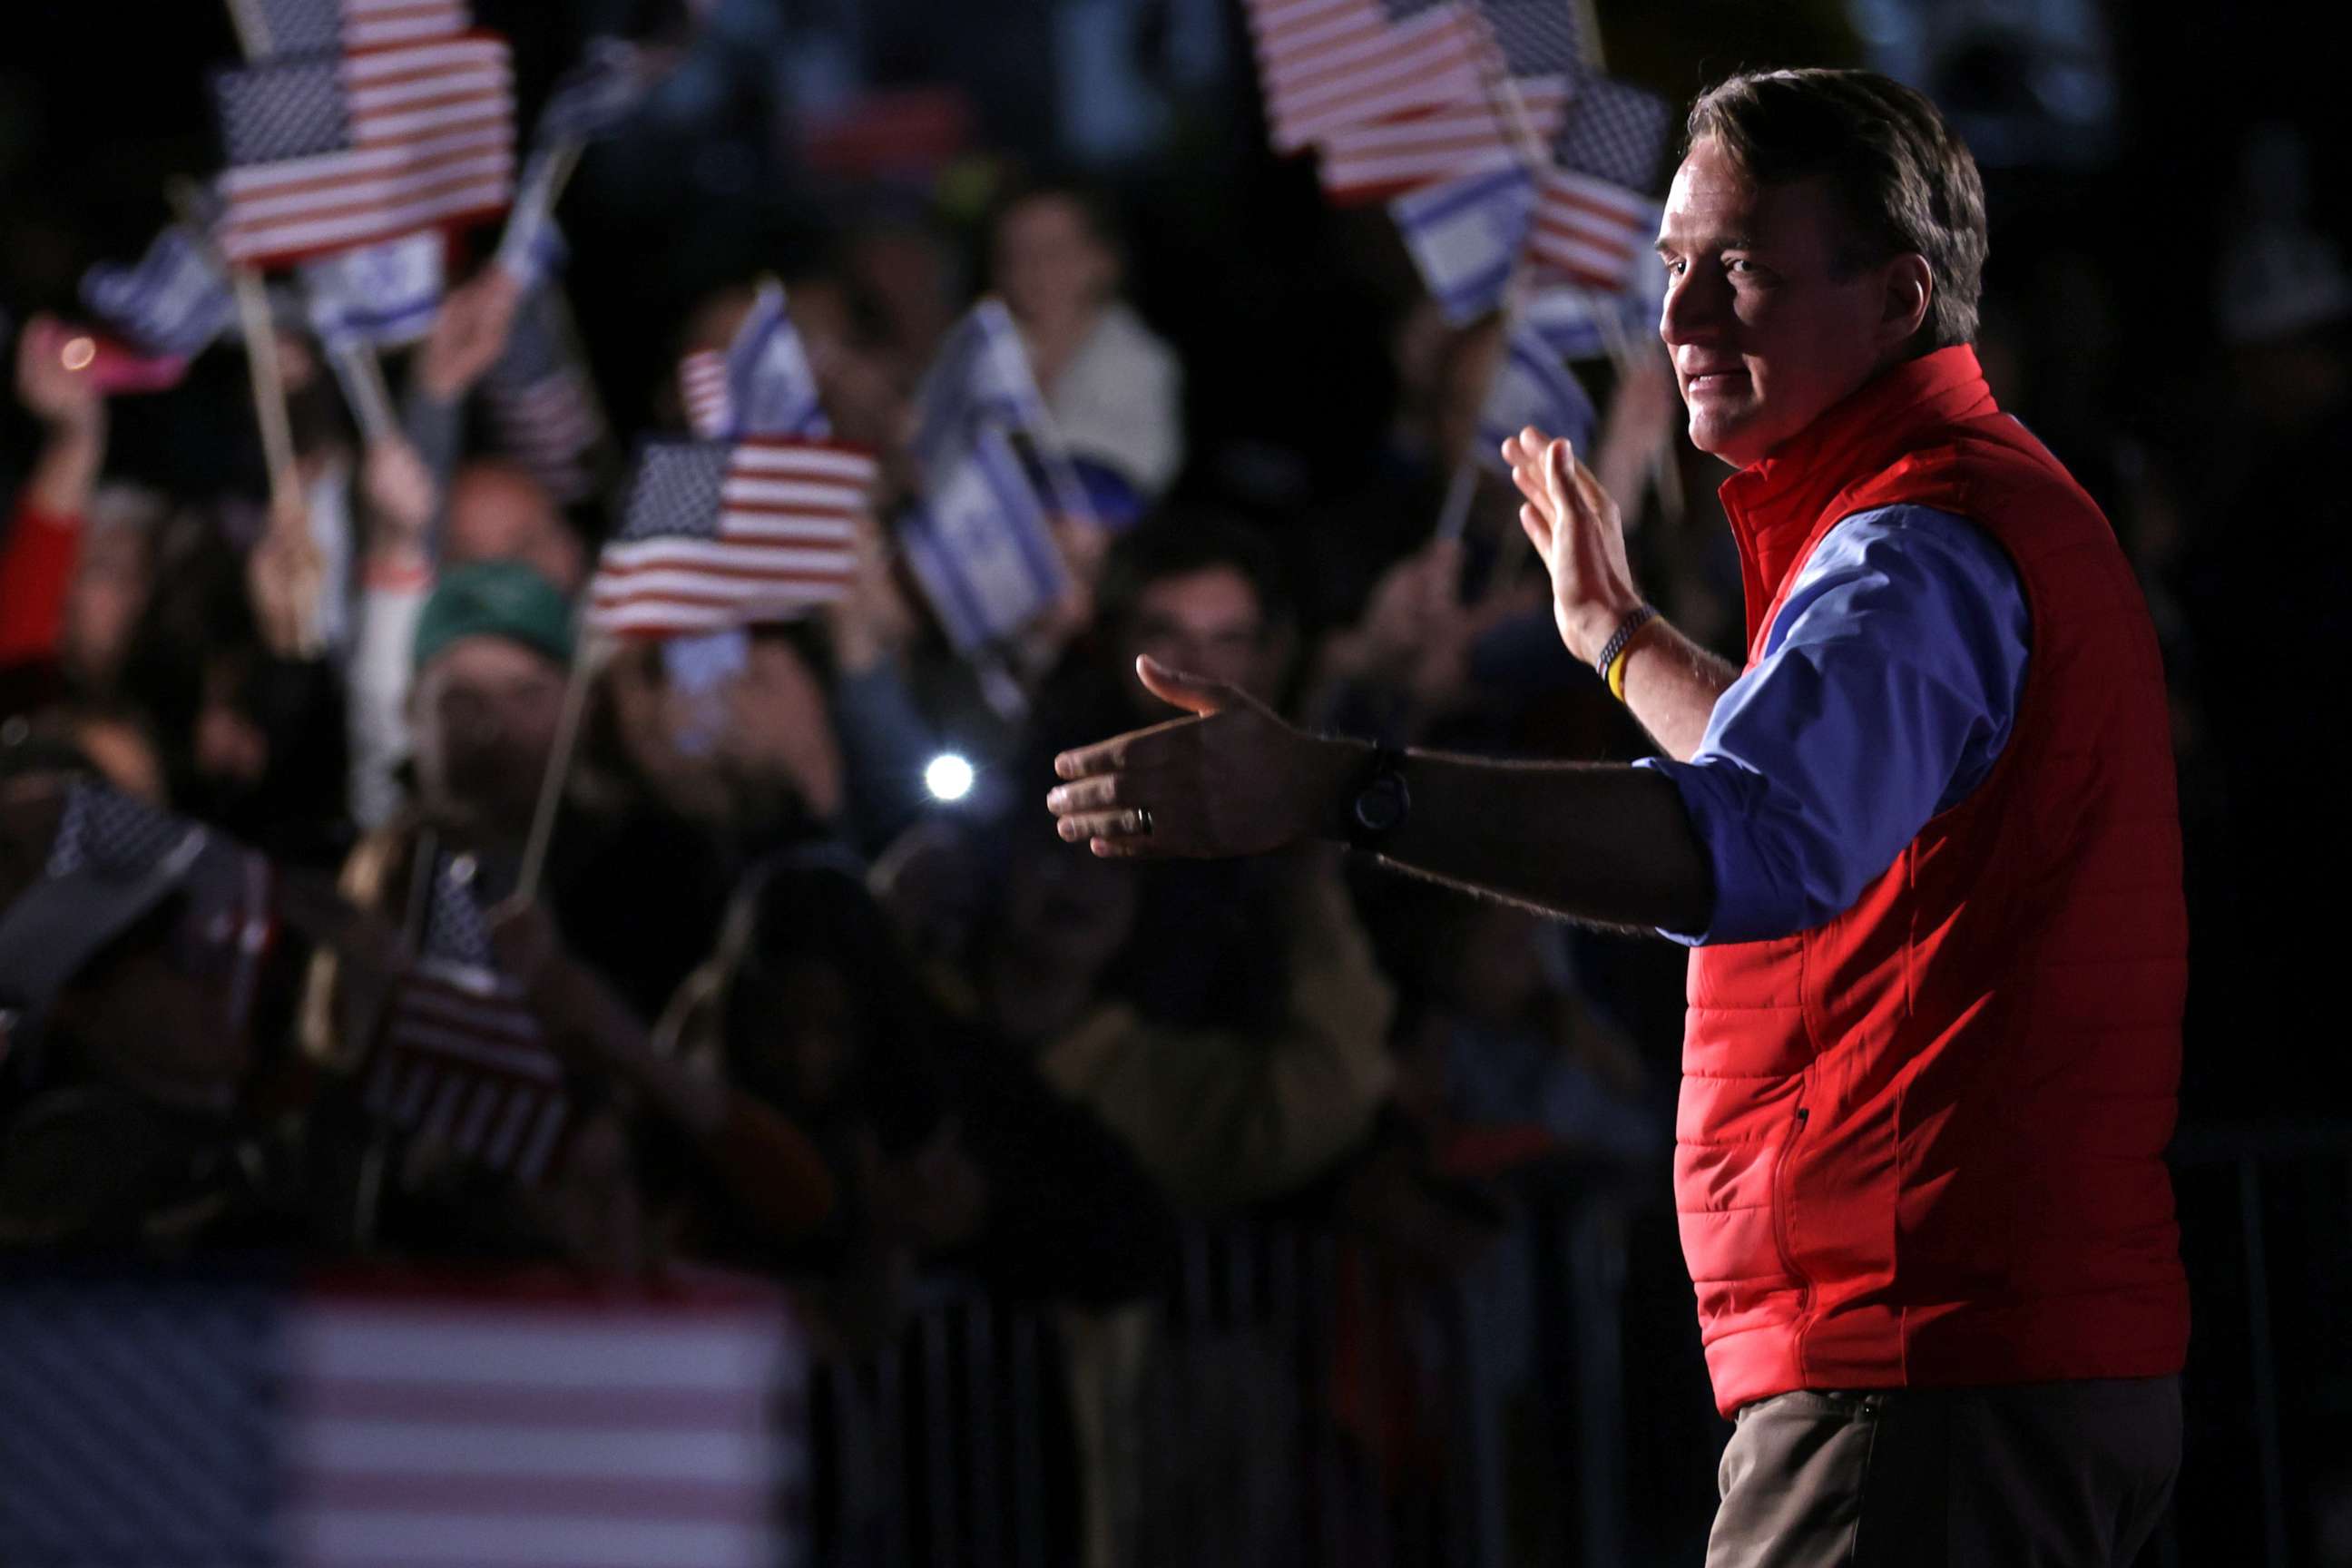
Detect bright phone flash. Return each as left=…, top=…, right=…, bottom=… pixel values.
left=926, top=754, right=976, bottom=803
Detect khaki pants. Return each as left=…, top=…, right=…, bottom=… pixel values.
left=1706, top=1377, right=2182, bottom=1568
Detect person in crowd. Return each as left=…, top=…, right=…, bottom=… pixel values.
left=991, top=181, right=1184, bottom=497
left=1050, top=69, right=2187, bottom=1565
left=1, top=318, right=117, bottom=702
left=663, top=853, right=1178, bottom=1311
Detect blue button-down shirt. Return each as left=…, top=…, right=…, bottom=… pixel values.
left=1638, top=505, right=2032, bottom=946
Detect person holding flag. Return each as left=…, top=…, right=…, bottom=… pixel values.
left=1048, top=69, right=2185, bottom=1564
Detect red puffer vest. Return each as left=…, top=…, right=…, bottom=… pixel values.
left=1676, top=346, right=2190, bottom=1417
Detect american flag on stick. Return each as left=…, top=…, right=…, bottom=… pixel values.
left=1245, top=0, right=1486, bottom=153
left=364, top=851, right=571, bottom=1183
left=589, top=439, right=877, bottom=635
left=485, top=284, right=609, bottom=505
left=1524, top=75, right=1671, bottom=293
left=211, top=33, right=516, bottom=267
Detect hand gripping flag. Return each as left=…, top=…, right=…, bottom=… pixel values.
left=1524, top=74, right=1671, bottom=295
left=365, top=850, right=571, bottom=1182
left=589, top=438, right=877, bottom=635
left=211, top=33, right=516, bottom=267
left=678, top=280, right=828, bottom=443
left=79, top=222, right=236, bottom=358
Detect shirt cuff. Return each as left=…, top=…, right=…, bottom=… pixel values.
left=1633, top=754, right=1809, bottom=947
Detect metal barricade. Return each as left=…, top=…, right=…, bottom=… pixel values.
left=804, top=1167, right=1658, bottom=1568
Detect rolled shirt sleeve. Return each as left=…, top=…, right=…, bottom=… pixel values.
left=1638, top=505, right=2032, bottom=946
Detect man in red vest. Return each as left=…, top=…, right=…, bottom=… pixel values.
left=1046, top=66, right=2186, bottom=1565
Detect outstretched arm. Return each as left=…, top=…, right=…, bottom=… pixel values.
left=1044, top=656, right=1713, bottom=934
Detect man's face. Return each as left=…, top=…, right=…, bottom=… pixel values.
left=411, top=635, right=569, bottom=835
left=1123, top=566, right=1269, bottom=715
left=1656, top=138, right=1909, bottom=467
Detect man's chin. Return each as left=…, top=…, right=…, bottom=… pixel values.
left=1687, top=412, right=1765, bottom=468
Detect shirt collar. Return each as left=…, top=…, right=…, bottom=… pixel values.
left=1716, top=345, right=1998, bottom=637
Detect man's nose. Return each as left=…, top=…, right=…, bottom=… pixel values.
left=1661, top=270, right=1722, bottom=347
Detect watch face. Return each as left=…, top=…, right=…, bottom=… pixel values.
left=1353, top=777, right=1406, bottom=833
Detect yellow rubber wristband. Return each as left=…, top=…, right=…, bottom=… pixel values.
left=1605, top=620, right=1656, bottom=702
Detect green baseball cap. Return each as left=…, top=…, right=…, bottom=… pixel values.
left=412, top=560, right=578, bottom=675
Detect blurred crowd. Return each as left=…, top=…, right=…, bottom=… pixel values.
left=3, top=3, right=2349, bottom=1558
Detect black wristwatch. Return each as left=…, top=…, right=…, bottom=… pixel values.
left=1343, top=745, right=1411, bottom=853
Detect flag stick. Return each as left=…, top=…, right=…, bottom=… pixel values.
left=510, top=630, right=603, bottom=906
left=331, top=340, right=400, bottom=446
left=231, top=270, right=299, bottom=507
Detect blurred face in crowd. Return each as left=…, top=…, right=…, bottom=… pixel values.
left=787, top=279, right=912, bottom=456
left=996, top=828, right=1137, bottom=988
left=445, top=463, right=585, bottom=593
left=1122, top=565, right=1270, bottom=718
left=1657, top=136, right=1929, bottom=467
left=411, top=634, right=569, bottom=837
left=994, top=194, right=1117, bottom=343
left=719, top=635, right=843, bottom=824
left=61, top=520, right=150, bottom=690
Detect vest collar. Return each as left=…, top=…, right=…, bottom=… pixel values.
left=1716, top=345, right=1998, bottom=642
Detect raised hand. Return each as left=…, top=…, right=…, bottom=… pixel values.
left=416, top=268, right=525, bottom=402
left=361, top=435, right=437, bottom=558
left=247, top=483, right=328, bottom=659
left=1500, top=424, right=1645, bottom=666
left=1046, top=655, right=1359, bottom=859
left=15, top=316, right=105, bottom=436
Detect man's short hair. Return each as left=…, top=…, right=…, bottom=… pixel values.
left=1686, top=69, right=1988, bottom=352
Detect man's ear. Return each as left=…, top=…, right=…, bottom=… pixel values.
left=1879, top=253, right=1935, bottom=351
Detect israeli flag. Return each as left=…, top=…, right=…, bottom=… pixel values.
left=1392, top=162, right=1535, bottom=325
left=727, top=281, right=829, bottom=440
left=80, top=225, right=234, bottom=358
left=897, top=301, right=1088, bottom=649
left=1477, top=317, right=1597, bottom=475
left=298, top=232, right=444, bottom=350
left=898, top=426, right=1071, bottom=652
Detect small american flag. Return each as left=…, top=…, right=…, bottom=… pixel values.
left=1245, top=0, right=1485, bottom=153
left=253, top=0, right=471, bottom=54
left=1523, top=77, right=1671, bottom=293
left=365, top=852, right=571, bottom=1183
left=680, top=281, right=828, bottom=443
left=485, top=284, right=609, bottom=505
left=1318, top=81, right=1568, bottom=204
left=80, top=221, right=235, bottom=358
left=212, top=33, right=515, bottom=267
left=590, top=439, right=877, bottom=635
